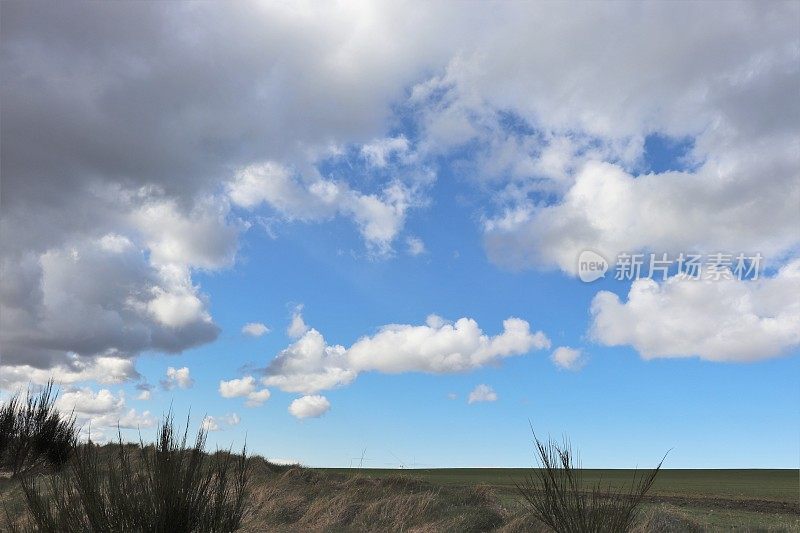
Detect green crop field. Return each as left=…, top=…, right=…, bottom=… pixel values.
left=323, top=468, right=798, bottom=502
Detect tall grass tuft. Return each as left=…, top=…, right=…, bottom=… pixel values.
left=517, top=433, right=666, bottom=533
left=0, top=380, right=77, bottom=477
left=19, top=412, right=249, bottom=532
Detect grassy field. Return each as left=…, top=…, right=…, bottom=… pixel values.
left=4, top=462, right=799, bottom=530
left=322, top=468, right=798, bottom=502
left=321, top=468, right=800, bottom=530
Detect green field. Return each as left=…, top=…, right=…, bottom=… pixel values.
left=321, top=468, right=800, bottom=530
left=323, top=468, right=798, bottom=502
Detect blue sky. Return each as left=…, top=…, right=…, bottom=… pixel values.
left=125, top=131, right=798, bottom=469
left=1, top=1, right=798, bottom=469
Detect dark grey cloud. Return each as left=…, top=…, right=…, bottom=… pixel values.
left=0, top=235, right=219, bottom=370
left=0, top=0, right=456, bottom=383
left=1, top=1, right=451, bottom=210
left=2, top=0, right=797, bottom=383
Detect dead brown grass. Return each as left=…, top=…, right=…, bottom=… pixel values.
left=1, top=454, right=746, bottom=532
left=631, top=505, right=705, bottom=533
left=242, top=463, right=510, bottom=532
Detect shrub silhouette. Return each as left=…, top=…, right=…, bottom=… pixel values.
left=19, top=412, right=249, bottom=532
left=517, top=433, right=666, bottom=533
left=0, top=380, right=77, bottom=477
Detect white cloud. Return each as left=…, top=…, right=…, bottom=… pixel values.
left=402, top=3, right=800, bottom=275
left=136, top=390, right=151, bottom=401
left=57, top=387, right=125, bottom=415
left=360, top=136, right=410, bottom=168
left=201, top=416, right=220, bottom=432
left=406, top=236, right=426, bottom=256
left=264, top=329, right=355, bottom=394
left=242, top=322, right=270, bottom=337
left=261, top=313, right=549, bottom=396
left=287, top=307, right=310, bottom=339
left=55, top=386, right=154, bottom=430
left=219, top=377, right=254, bottom=398
left=131, top=197, right=239, bottom=271
left=201, top=412, right=241, bottom=432
left=288, top=395, right=331, bottom=419
left=551, top=346, right=586, bottom=371
left=484, top=159, right=800, bottom=274
left=218, top=376, right=271, bottom=407
left=228, top=163, right=422, bottom=255
left=94, top=408, right=155, bottom=430
left=161, top=366, right=194, bottom=390
left=266, top=457, right=300, bottom=466
left=346, top=316, right=549, bottom=374
left=244, top=389, right=271, bottom=407
left=0, top=356, right=138, bottom=391
left=468, top=384, right=497, bottom=404
left=147, top=284, right=209, bottom=329
left=590, top=260, right=800, bottom=362
left=3, top=0, right=796, bottom=389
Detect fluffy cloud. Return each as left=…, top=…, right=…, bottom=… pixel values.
left=286, top=307, right=310, bottom=339
left=1, top=1, right=454, bottom=385
left=0, top=235, right=219, bottom=377
left=55, top=387, right=154, bottom=431
left=345, top=315, right=549, bottom=374
left=132, top=198, right=239, bottom=271
left=403, top=3, right=800, bottom=274
left=484, top=158, right=799, bottom=274
left=0, top=356, right=138, bottom=391
left=201, top=413, right=241, bottom=432
left=228, top=163, right=424, bottom=255
left=3, top=1, right=796, bottom=387
left=467, top=384, right=497, bottom=404
left=219, top=376, right=271, bottom=407
left=288, top=395, right=331, bottom=419
left=161, top=367, right=194, bottom=390
left=551, top=347, right=586, bottom=371
left=261, top=312, right=549, bottom=396
left=201, top=416, right=220, bottom=432
left=242, top=322, right=270, bottom=337
left=590, top=260, right=800, bottom=362
left=57, top=387, right=125, bottom=415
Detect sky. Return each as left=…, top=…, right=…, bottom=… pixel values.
left=1, top=1, right=798, bottom=469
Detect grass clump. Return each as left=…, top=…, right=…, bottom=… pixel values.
left=0, top=380, right=77, bottom=478
left=517, top=434, right=665, bottom=533
left=18, top=412, right=249, bottom=532
left=244, top=466, right=508, bottom=532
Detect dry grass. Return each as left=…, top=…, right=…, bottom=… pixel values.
left=516, top=435, right=666, bottom=533
left=0, top=430, right=769, bottom=532
left=241, top=463, right=511, bottom=532
left=632, top=505, right=705, bottom=532
left=12, top=413, right=248, bottom=532
left=0, top=380, right=77, bottom=478
left=3, top=456, right=766, bottom=532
